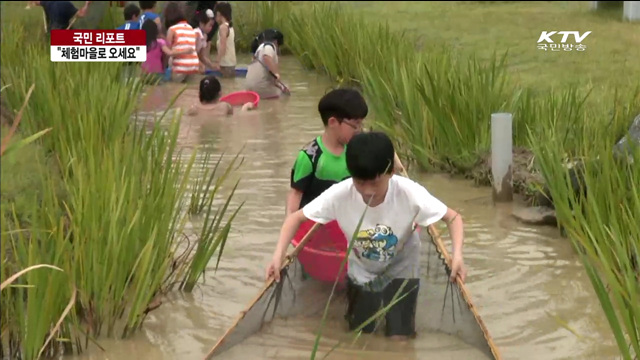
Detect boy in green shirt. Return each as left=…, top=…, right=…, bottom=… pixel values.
left=286, top=88, right=368, bottom=214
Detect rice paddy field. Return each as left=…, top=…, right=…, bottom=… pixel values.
left=1, top=1, right=638, bottom=359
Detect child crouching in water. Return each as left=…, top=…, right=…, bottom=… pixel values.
left=141, top=19, right=194, bottom=82
left=266, top=131, right=467, bottom=340
left=164, top=2, right=200, bottom=83
left=187, top=76, right=254, bottom=116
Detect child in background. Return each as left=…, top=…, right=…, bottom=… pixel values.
left=36, top=1, right=89, bottom=32
left=245, top=29, right=285, bottom=99
left=187, top=76, right=254, bottom=116
left=188, top=1, right=219, bottom=56
left=266, top=131, right=467, bottom=340
left=138, top=1, right=161, bottom=29
left=164, top=2, right=200, bottom=83
left=287, top=89, right=368, bottom=216
left=141, top=19, right=194, bottom=82
left=194, top=10, right=218, bottom=72
left=213, top=2, right=236, bottom=77
left=116, top=3, right=140, bottom=30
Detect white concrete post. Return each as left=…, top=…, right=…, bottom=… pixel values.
left=624, top=1, right=640, bottom=21
left=491, top=113, right=513, bottom=203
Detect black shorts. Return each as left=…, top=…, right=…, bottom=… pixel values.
left=345, top=278, right=419, bottom=337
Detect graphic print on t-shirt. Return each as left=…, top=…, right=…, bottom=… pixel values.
left=302, top=140, right=319, bottom=163
left=353, top=224, right=399, bottom=262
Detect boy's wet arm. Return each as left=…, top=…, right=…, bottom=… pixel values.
left=285, top=188, right=303, bottom=216
left=442, top=208, right=464, bottom=257
left=274, top=210, right=308, bottom=259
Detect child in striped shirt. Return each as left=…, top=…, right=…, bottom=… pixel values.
left=164, top=2, right=200, bottom=83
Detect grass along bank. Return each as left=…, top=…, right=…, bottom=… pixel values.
left=234, top=1, right=640, bottom=357
left=530, top=113, right=640, bottom=360
left=343, top=1, right=640, bottom=98
left=235, top=1, right=640, bottom=201
left=0, top=18, right=243, bottom=360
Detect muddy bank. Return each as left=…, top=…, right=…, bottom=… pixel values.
left=468, top=146, right=545, bottom=205
left=465, top=148, right=564, bottom=228
left=465, top=113, right=640, bottom=228
left=446, top=147, right=559, bottom=228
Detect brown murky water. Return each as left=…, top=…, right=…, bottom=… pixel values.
left=71, top=57, right=619, bottom=360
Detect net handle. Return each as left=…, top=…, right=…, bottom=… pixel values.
left=205, top=153, right=502, bottom=359
left=394, top=152, right=502, bottom=360
left=204, top=222, right=322, bottom=359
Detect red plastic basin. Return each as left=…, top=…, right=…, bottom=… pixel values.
left=291, top=220, right=348, bottom=285
left=291, top=220, right=423, bottom=286
left=219, top=91, right=260, bottom=108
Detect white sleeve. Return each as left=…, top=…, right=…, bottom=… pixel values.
left=302, top=183, right=343, bottom=225
left=406, top=180, right=448, bottom=227
left=261, top=44, right=276, bottom=60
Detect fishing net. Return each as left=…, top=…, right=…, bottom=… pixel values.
left=205, top=223, right=500, bottom=360
left=205, top=256, right=313, bottom=358
left=418, top=226, right=498, bottom=358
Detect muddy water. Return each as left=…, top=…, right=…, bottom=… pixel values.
left=72, top=57, right=619, bottom=360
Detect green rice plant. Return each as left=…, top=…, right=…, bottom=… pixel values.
left=239, top=2, right=640, bottom=357
left=231, top=0, right=640, bottom=357
left=0, top=85, right=50, bottom=159
left=0, top=35, right=142, bottom=168
left=88, top=2, right=120, bottom=30
left=0, top=132, right=81, bottom=357
left=360, top=50, right=514, bottom=172
left=1, top=18, right=243, bottom=359
left=360, top=57, right=437, bottom=170
left=239, top=2, right=518, bottom=172
left=1, top=123, right=75, bottom=360
left=529, top=97, right=640, bottom=359
left=237, top=0, right=637, bottom=175
left=188, top=152, right=222, bottom=216
left=179, top=152, right=245, bottom=292
left=511, top=86, right=593, bottom=156
left=282, top=2, right=415, bottom=86
left=188, top=151, right=244, bottom=216
left=1, top=2, right=45, bottom=41
left=412, top=51, right=513, bottom=172
left=232, top=1, right=293, bottom=53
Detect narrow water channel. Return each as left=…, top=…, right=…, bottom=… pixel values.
left=69, top=56, right=619, bottom=360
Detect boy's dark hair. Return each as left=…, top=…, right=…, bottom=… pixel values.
left=139, top=1, right=157, bottom=11
left=199, top=75, right=222, bottom=103
left=317, top=88, right=368, bottom=126
left=250, top=28, right=284, bottom=54
left=196, top=9, right=211, bottom=25
left=213, top=2, right=233, bottom=27
left=346, top=132, right=395, bottom=180
left=164, top=2, right=186, bottom=29
left=124, top=4, right=141, bottom=21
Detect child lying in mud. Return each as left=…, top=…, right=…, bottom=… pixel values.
left=266, top=131, right=467, bottom=341
left=187, top=76, right=254, bottom=116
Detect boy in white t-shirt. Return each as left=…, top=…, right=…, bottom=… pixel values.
left=265, top=131, right=467, bottom=340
